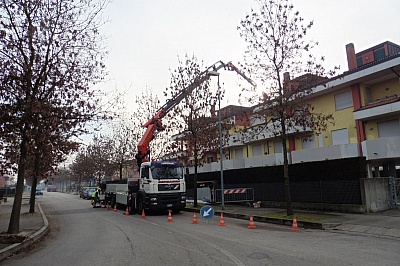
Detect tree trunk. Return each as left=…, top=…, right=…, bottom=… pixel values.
left=8, top=137, right=28, bottom=234
left=193, top=139, right=198, bottom=208
left=29, top=152, right=41, bottom=213
left=29, top=175, right=38, bottom=213
left=119, top=162, right=123, bottom=180
left=281, top=119, right=293, bottom=216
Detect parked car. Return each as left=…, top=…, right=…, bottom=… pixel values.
left=36, top=189, right=43, bottom=195
left=79, top=187, right=89, bottom=198
left=47, top=185, right=57, bottom=192
left=84, top=187, right=97, bottom=199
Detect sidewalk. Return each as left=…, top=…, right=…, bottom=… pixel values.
left=0, top=194, right=49, bottom=261
left=185, top=201, right=400, bottom=238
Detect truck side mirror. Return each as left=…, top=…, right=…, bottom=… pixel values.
left=185, top=168, right=189, bottom=175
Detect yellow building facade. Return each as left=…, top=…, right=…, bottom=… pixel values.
left=190, top=41, right=400, bottom=178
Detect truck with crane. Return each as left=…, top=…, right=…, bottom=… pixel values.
left=104, top=61, right=256, bottom=214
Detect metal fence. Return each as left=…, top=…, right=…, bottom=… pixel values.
left=389, top=177, right=400, bottom=207
left=0, top=187, right=16, bottom=197
left=214, top=188, right=254, bottom=203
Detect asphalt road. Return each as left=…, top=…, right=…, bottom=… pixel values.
left=3, top=192, right=400, bottom=266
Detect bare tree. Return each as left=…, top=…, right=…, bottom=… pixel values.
left=164, top=55, right=220, bottom=207
left=86, top=135, right=114, bottom=184
left=71, top=147, right=95, bottom=190
left=108, top=119, right=137, bottom=180
left=0, top=0, right=108, bottom=234
left=131, top=88, right=170, bottom=161
left=237, top=0, right=336, bottom=215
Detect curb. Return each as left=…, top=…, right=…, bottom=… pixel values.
left=0, top=203, right=49, bottom=261
left=183, top=207, right=326, bottom=229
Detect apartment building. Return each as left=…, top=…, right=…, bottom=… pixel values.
left=191, top=41, right=400, bottom=179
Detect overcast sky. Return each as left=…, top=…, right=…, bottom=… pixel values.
left=97, top=0, right=400, bottom=111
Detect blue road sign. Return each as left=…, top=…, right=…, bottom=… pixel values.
left=200, top=205, right=215, bottom=220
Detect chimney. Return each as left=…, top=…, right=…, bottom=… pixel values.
left=283, top=72, right=291, bottom=93
left=283, top=72, right=291, bottom=82
left=211, top=104, right=216, bottom=118
left=346, top=43, right=357, bottom=71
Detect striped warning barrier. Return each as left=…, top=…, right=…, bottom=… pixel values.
left=224, top=189, right=247, bottom=194
left=215, top=188, right=254, bottom=203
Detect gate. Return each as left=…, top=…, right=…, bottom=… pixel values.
left=389, top=177, right=400, bottom=207
left=215, top=188, right=254, bottom=204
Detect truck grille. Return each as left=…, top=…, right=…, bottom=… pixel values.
left=159, top=194, right=180, bottom=204
left=158, top=184, right=180, bottom=191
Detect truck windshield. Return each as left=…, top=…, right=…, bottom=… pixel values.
left=151, top=165, right=183, bottom=179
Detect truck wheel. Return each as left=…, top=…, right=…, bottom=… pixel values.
left=137, top=197, right=144, bottom=214
left=111, top=197, right=116, bottom=209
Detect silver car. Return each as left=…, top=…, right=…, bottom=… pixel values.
left=84, top=187, right=97, bottom=200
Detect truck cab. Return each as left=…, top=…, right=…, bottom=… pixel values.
left=137, top=161, right=186, bottom=213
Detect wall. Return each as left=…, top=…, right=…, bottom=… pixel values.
left=360, top=177, right=391, bottom=212
left=310, top=88, right=357, bottom=146
left=368, top=78, right=400, bottom=102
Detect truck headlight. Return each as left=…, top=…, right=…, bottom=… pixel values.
left=150, top=197, right=157, bottom=202
left=181, top=195, right=186, bottom=200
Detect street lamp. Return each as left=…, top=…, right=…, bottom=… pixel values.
left=208, top=70, right=225, bottom=210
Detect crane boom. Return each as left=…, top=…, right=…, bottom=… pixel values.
left=136, top=61, right=256, bottom=166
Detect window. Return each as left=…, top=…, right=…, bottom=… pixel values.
left=264, top=142, right=269, bottom=154
left=302, top=136, right=315, bottom=149
left=151, top=165, right=183, bottom=179
left=332, top=128, right=349, bottom=145
left=318, top=134, right=324, bottom=147
left=141, top=166, right=150, bottom=179
left=335, top=91, right=353, bottom=111
left=273, top=141, right=283, bottom=153
left=378, top=119, right=400, bottom=138
left=356, top=56, right=363, bottom=67
left=373, top=47, right=385, bottom=61
left=207, top=154, right=214, bottom=163
left=252, top=145, right=262, bottom=156
left=235, top=148, right=243, bottom=159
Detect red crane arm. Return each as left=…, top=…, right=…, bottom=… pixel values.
left=136, top=61, right=256, bottom=165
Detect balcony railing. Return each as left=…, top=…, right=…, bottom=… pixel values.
left=186, top=139, right=400, bottom=174
left=244, top=153, right=286, bottom=167
left=187, top=158, right=245, bottom=174
left=291, top=143, right=360, bottom=164
left=361, top=136, right=400, bottom=160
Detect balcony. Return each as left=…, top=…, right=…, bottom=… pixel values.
left=361, top=136, right=400, bottom=161
left=212, top=158, right=245, bottom=170
left=187, top=158, right=245, bottom=174
left=187, top=143, right=363, bottom=174
left=291, top=144, right=360, bottom=164
left=244, top=153, right=286, bottom=167
left=225, top=133, right=245, bottom=148
left=353, top=97, right=400, bottom=121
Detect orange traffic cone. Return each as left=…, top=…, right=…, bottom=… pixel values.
left=113, top=204, right=117, bottom=212
left=218, top=213, right=226, bottom=226
left=167, top=210, right=173, bottom=222
left=248, top=215, right=256, bottom=229
left=125, top=206, right=129, bottom=216
left=291, top=216, right=299, bottom=231
left=141, top=209, right=146, bottom=220
left=192, top=212, right=199, bottom=224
